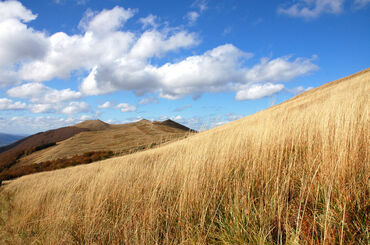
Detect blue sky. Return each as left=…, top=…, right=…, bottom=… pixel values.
left=0, top=0, right=369, bottom=134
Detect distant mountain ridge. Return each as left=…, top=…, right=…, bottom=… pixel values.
left=0, top=133, right=26, bottom=147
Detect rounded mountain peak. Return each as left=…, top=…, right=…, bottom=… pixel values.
left=74, top=119, right=111, bottom=131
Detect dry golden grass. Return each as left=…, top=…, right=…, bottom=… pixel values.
left=0, top=69, right=369, bottom=244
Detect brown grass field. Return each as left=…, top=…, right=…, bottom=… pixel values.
left=0, top=69, right=369, bottom=244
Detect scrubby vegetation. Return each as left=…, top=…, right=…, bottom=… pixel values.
left=0, top=70, right=369, bottom=244
left=0, top=151, right=113, bottom=181
left=0, top=142, right=57, bottom=173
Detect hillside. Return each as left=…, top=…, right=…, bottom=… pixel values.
left=0, top=119, right=194, bottom=179
left=0, top=126, right=90, bottom=171
left=15, top=119, right=193, bottom=166
left=0, top=133, right=25, bottom=147
left=0, top=69, right=369, bottom=244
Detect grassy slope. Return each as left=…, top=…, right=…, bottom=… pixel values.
left=0, top=69, right=369, bottom=244
left=15, top=119, right=192, bottom=167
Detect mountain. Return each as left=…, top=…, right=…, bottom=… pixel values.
left=0, top=69, right=368, bottom=244
left=0, top=119, right=195, bottom=179
left=154, top=119, right=196, bottom=132
left=74, top=119, right=111, bottom=131
left=0, top=133, right=26, bottom=147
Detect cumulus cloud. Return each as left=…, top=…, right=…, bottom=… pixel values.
left=0, top=97, right=27, bottom=110
left=13, top=5, right=138, bottom=83
left=278, top=0, right=344, bottom=18
left=117, top=103, right=136, bottom=112
left=0, top=1, right=48, bottom=87
left=0, top=1, right=319, bottom=106
left=19, top=27, right=135, bottom=82
left=0, top=19, right=48, bottom=66
left=29, top=103, right=56, bottom=113
left=78, top=6, right=136, bottom=35
left=7, top=83, right=82, bottom=104
left=244, top=56, right=318, bottom=83
left=0, top=0, right=37, bottom=22
left=27, top=100, right=90, bottom=115
left=97, top=101, right=113, bottom=109
left=110, top=44, right=248, bottom=98
left=129, top=30, right=198, bottom=60
left=7, top=4, right=197, bottom=91
left=61, top=101, right=90, bottom=114
left=81, top=43, right=317, bottom=100
left=235, top=83, right=284, bottom=100
left=80, top=30, right=199, bottom=96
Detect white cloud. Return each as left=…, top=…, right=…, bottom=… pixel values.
left=26, top=100, right=90, bottom=115
left=1, top=91, right=89, bottom=114
left=117, top=103, right=136, bottom=112
left=235, top=83, right=284, bottom=100
left=29, top=103, right=56, bottom=113
left=7, top=83, right=82, bottom=104
left=98, top=101, right=113, bottom=109
left=171, top=115, right=183, bottom=121
left=0, top=1, right=48, bottom=87
left=129, top=30, right=198, bottom=60
left=0, top=0, right=37, bottom=22
left=185, top=0, right=207, bottom=26
left=354, top=0, right=370, bottom=7
left=0, top=97, right=27, bottom=110
left=81, top=44, right=317, bottom=100
left=192, top=0, right=208, bottom=12
left=0, top=18, right=48, bottom=66
left=0, top=69, right=18, bottom=87
left=0, top=116, right=83, bottom=134
left=0, top=2, right=319, bottom=105
left=244, top=56, right=319, bottom=83
left=278, top=0, right=344, bottom=18
left=13, top=6, right=197, bottom=87
left=287, top=86, right=314, bottom=95
left=61, top=101, right=90, bottom=115
left=80, top=30, right=199, bottom=96
left=185, top=11, right=200, bottom=25
left=19, top=29, right=135, bottom=82
left=156, top=44, right=251, bottom=99
left=138, top=97, right=159, bottom=105
left=139, top=14, right=158, bottom=29
left=79, top=114, right=94, bottom=121
left=78, top=7, right=136, bottom=35
left=18, top=6, right=136, bottom=83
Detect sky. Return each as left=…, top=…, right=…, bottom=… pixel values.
left=0, top=0, right=369, bottom=135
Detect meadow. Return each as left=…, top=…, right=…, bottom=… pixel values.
left=0, top=69, right=368, bottom=244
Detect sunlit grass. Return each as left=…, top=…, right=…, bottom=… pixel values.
left=0, top=69, right=369, bottom=244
